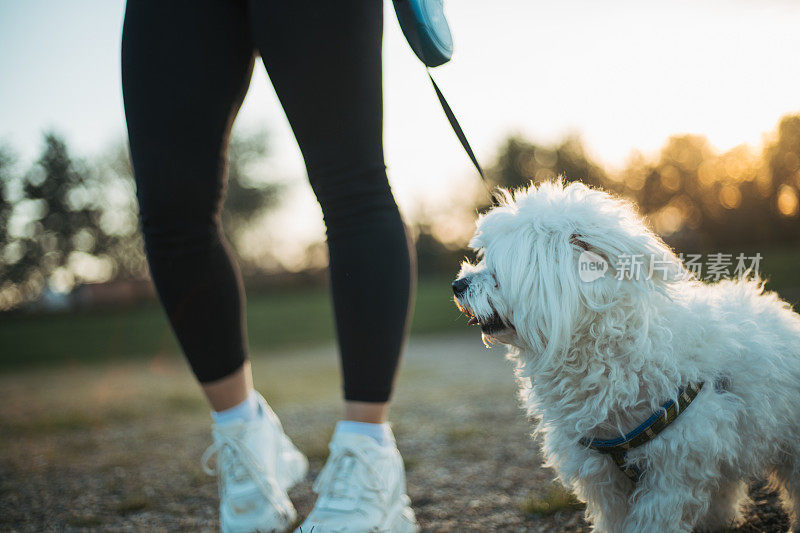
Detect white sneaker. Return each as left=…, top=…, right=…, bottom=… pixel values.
left=202, top=394, right=309, bottom=533
left=296, top=429, right=419, bottom=533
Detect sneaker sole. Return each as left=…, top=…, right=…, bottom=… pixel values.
left=294, top=495, right=419, bottom=533
left=221, top=497, right=297, bottom=533
left=381, top=495, right=420, bottom=533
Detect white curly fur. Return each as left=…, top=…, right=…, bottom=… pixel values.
left=454, top=180, right=800, bottom=532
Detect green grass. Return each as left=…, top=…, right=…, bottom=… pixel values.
left=521, top=484, right=585, bottom=516
left=748, top=245, right=800, bottom=299
left=0, top=276, right=466, bottom=371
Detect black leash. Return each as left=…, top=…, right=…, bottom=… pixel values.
left=426, top=69, right=499, bottom=205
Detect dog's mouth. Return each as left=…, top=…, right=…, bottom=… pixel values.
left=455, top=300, right=510, bottom=334
left=477, top=312, right=507, bottom=334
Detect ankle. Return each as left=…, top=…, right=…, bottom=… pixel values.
left=211, top=389, right=261, bottom=425
left=343, top=400, right=389, bottom=423
left=335, top=420, right=395, bottom=447
left=202, top=362, right=254, bottom=411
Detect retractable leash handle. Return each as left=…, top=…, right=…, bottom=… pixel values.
left=393, top=0, right=453, bottom=67
left=392, top=0, right=499, bottom=205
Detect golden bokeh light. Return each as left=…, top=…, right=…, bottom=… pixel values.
left=719, top=185, right=742, bottom=209
left=697, top=160, right=717, bottom=188
left=777, top=184, right=799, bottom=217
left=783, top=151, right=799, bottom=173
left=653, top=205, right=684, bottom=235
left=660, top=165, right=682, bottom=192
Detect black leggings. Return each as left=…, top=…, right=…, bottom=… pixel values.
left=121, top=0, right=415, bottom=402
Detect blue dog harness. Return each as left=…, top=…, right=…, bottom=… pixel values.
left=579, top=382, right=705, bottom=482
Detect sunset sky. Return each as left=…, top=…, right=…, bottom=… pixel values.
left=2, top=0, right=800, bottom=263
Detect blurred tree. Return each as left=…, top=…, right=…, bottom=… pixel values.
left=637, top=135, right=712, bottom=213
left=222, top=128, right=282, bottom=251
left=487, top=134, right=606, bottom=193
left=0, top=145, right=14, bottom=250
left=619, top=114, right=800, bottom=250
left=2, top=133, right=108, bottom=299
left=0, top=145, right=23, bottom=310
left=621, top=134, right=717, bottom=248
left=764, top=114, right=800, bottom=242
left=91, top=142, right=147, bottom=280
left=0, top=128, right=284, bottom=310
left=413, top=223, right=468, bottom=277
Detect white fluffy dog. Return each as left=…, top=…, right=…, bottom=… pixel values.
left=453, top=180, right=800, bottom=532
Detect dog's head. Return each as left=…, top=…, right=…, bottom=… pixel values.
left=453, top=179, right=686, bottom=370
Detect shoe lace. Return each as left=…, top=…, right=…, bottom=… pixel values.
left=312, top=443, right=386, bottom=506
left=202, top=432, right=293, bottom=521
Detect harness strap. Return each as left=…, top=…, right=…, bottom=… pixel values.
left=609, top=451, right=645, bottom=483
left=580, top=381, right=705, bottom=482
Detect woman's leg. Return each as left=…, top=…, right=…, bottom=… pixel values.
left=122, top=0, right=256, bottom=410
left=248, top=2, right=419, bottom=529
left=123, top=2, right=310, bottom=530
left=248, top=0, right=416, bottom=416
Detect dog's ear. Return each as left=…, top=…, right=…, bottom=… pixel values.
left=565, top=225, right=685, bottom=367
left=570, top=226, right=685, bottom=292
left=569, top=234, right=591, bottom=251
left=514, top=226, right=684, bottom=370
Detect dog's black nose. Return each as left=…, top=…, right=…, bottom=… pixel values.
left=452, top=277, right=470, bottom=296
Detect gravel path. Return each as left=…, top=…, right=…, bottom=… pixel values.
left=0, top=334, right=790, bottom=531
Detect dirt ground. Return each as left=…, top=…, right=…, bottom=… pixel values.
left=0, top=335, right=791, bottom=532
